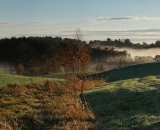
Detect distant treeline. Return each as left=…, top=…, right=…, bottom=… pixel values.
left=0, top=36, right=73, bottom=74
left=0, top=37, right=127, bottom=74
left=89, top=38, right=160, bottom=48
left=0, top=36, right=129, bottom=63
left=0, top=36, right=77, bottom=62
left=0, top=36, right=157, bottom=75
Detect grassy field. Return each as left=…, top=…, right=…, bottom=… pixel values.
left=0, top=62, right=160, bottom=129
left=90, top=62, right=160, bottom=82
left=85, top=63, right=160, bottom=129
left=0, top=72, right=64, bottom=87
left=0, top=73, right=102, bottom=129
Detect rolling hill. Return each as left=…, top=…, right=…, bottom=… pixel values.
left=0, top=62, right=160, bottom=129
left=90, top=62, right=160, bottom=82
left=85, top=62, right=160, bottom=129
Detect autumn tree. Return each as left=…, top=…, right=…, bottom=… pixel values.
left=75, top=28, right=91, bottom=104
left=78, top=45, right=90, bottom=74
left=16, top=63, right=25, bottom=75
left=57, top=47, right=69, bottom=74
left=57, top=42, right=78, bottom=75
left=77, top=44, right=90, bottom=104
left=57, top=28, right=91, bottom=105
left=57, top=42, right=79, bottom=96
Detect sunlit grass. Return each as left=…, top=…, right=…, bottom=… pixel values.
left=0, top=72, right=105, bottom=129
left=85, top=75, right=160, bottom=129
left=0, top=72, right=64, bottom=87
left=1, top=62, right=160, bottom=129
left=0, top=79, right=98, bottom=129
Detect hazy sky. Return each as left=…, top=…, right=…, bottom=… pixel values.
left=1, top=0, right=160, bottom=43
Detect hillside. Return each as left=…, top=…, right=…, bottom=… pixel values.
left=90, top=62, right=160, bottom=82
left=0, top=62, right=160, bottom=129
left=85, top=62, right=160, bottom=129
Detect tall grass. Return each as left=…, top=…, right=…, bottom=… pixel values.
left=0, top=75, right=104, bottom=129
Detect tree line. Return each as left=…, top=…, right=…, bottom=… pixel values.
left=89, top=38, right=160, bottom=49
left=0, top=36, right=158, bottom=75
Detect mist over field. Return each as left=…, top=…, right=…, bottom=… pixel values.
left=88, top=44, right=160, bottom=71
left=0, top=36, right=159, bottom=74
left=0, top=62, right=15, bottom=73
left=115, top=47, right=160, bottom=58
left=91, top=43, right=160, bottom=59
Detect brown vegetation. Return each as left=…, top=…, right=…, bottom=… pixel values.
left=0, top=77, right=104, bottom=130
left=16, top=63, right=25, bottom=75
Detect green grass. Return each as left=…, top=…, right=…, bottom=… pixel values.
left=89, top=62, right=160, bottom=82
left=1, top=62, right=160, bottom=129
left=0, top=72, right=64, bottom=87
left=85, top=75, right=160, bottom=129
left=0, top=78, right=95, bottom=129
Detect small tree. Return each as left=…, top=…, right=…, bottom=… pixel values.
left=75, top=27, right=83, bottom=45
left=57, top=29, right=91, bottom=105
left=57, top=42, right=78, bottom=75
left=154, top=55, right=160, bottom=62
left=78, top=45, right=90, bottom=74
left=115, top=50, right=128, bottom=68
left=16, top=63, right=25, bottom=75
left=57, top=42, right=78, bottom=96
left=77, top=45, right=90, bottom=105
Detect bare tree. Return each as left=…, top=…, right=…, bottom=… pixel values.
left=75, top=27, right=83, bottom=45
left=115, top=50, right=129, bottom=68
left=74, top=28, right=84, bottom=73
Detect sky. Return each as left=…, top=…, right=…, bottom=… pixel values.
left=1, top=0, right=160, bottom=44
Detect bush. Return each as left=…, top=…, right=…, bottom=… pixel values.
left=16, top=63, right=25, bottom=75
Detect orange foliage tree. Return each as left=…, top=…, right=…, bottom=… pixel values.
left=57, top=42, right=79, bottom=95
left=16, top=63, right=25, bottom=75
left=57, top=41, right=91, bottom=105
left=77, top=44, right=90, bottom=104
left=78, top=45, right=90, bottom=74
left=27, top=58, right=40, bottom=74
left=57, top=42, right=78, bottom=75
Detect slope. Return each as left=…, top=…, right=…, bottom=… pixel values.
left=90, top=62, right=160, bottom=82
left=85, top=62, right=160, bottom=129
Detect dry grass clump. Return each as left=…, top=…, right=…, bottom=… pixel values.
left=66, top=75, right=105, bottom=92
left=0, top=83, right=28, bottom=95
left=0, top=77, right=104, bottom=130
left=0, top=109, right=19, bottom=130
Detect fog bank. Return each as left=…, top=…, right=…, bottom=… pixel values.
left=114, top=48, right=160, bottom=58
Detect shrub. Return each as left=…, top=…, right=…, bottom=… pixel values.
left=16, top=63, right=25, bottom=75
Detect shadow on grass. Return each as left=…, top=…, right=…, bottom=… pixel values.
left=88, top=62, right=160, bottom=82
left=85, top=87, right=160, bottom=129
left=142, top=121, right=160, bottom=130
